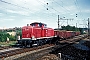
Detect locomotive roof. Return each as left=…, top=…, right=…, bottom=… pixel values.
left=30, top=22, right=46, bottom=25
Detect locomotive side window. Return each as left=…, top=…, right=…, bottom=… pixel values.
left=44, top=24, right=47, bottom=28
left=39, top=23, right=42, bottom=27
left=31, top=23, right=35, bottom=27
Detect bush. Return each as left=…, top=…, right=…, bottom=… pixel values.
left=9, top=35, right=16, bottom=41
left=0, top=32, right=16, bottom=42
left=0, top=32, right=10, bottom=42
left=0, top=30, right=22, bottom=42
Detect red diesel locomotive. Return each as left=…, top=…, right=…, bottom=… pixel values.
left=17, top=22, right=57, bottom=47
left=17, top=22, right=80, bottom=47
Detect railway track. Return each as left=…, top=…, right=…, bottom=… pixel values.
left=0, top=34, right=88, bottom=60
left=0, top=46, right=12, bottom=50
left=59, top=34, right=88, bottom=44
left=0, top=44, right=54, bottom=60
left=15, top=45, right=54, bottom=60
left=37, top=34, right=89, bottom=60
left=14, top=34, right=88, bottom=60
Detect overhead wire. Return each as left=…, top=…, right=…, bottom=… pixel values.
left=37, top=0, right=82, bottom=27
left=0, top=0, right=32, bottom=17
left=52, top=0, right=72, bottom=14
left=0, top=0, right=45, bottom=18
left=0, top=0, right=59, bottom=23
left=36, top=0, right=64, bottom=28
left=51, top=0, right=74, bottom=26
left=0, top=9, right=31, bottom=18
left=74, top=0, right=83, bottom=18
left=36, top=0, right=60, bottom=19
left=36, top=0, right=71, bottom=26
left=1, top=0, right=82, bottom=27
left=36, top=0, right=63, bottom=15
left=0, top=0, right=74, bottom=18
left=0, top=0, right=30, bottom=10
left=74, top=0, right=84, bottom=28
left=52, top=0, right=84, bottom=27
left=46, top=0, right=74, bottom=26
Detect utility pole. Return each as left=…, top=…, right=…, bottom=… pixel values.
left=88, top=18, right=90, bottom=37
left=76, top=23, right=77, bottom=28
left=58, top=15, right=60, bottom=30
left=76, top=23, right=77, bottom=31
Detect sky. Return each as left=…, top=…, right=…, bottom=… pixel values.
left=0, top=0, right=90, bottom=29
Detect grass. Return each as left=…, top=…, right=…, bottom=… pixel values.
left=0, top=41, right=17, bottom=47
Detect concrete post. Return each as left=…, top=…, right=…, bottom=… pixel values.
left=58, top=53, right=61, bottom=60
left=18, top=36, right=20, bottom=40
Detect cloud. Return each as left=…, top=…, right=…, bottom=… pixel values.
left=0, top=0, right=90, bottom=28
left=22, top=19, right=44, bottom=23
left=0, top=0, right=45, bottom=11
left=0, top=0, right=48, bottom=16
left=70, top=13, right=74, bottom=15
left=83, top=10, right=90, bottom=13
left=6, top=9, right=30, bottom=16
left=0, top=13, right=4, bottom=16
left=9, top=16, right=16, bottom=18
left=0, top=18, right=14, bottom=22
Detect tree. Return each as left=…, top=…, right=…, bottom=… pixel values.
left=61, top=25, right=80, bottom=31
left=0, top=28, right=22, bottom=42
left=16, top=30, right=22, bottom=39
left=0, top=32, right=10, bottom=42
left=9, top=35, right=16, bottom=41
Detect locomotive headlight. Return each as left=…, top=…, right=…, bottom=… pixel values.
left=32, top=35, right=34, bottom=38
left=32, top=35, right=36, bottom=40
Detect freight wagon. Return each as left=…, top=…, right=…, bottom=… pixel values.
left=54, top=30, right=80, bottom=40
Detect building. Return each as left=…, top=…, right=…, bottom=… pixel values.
left=7, top=31, right=16, bottom=36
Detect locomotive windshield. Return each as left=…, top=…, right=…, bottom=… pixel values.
left=30, top=22, right=47, bottom=27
